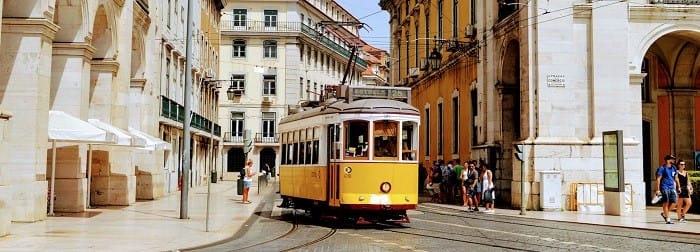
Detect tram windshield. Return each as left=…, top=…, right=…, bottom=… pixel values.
left=344, top=120, right=369, bottom=158
left=374, top=120, right=398, bottom=158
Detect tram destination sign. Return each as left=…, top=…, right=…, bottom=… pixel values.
left=350, top=87, right=410, bottom=101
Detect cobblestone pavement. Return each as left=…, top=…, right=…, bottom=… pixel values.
left=190, top=197, right=700, bottom=252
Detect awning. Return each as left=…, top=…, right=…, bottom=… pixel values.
left=88, top=119, right=146, bottom=147
left=128, top=127, right=172, bottom=151
left=48, top=111, right=116, bottom=143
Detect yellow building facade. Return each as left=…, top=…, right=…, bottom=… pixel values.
left=381, top=0, right=479, bottom=168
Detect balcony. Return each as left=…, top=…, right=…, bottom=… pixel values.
left=221, top=20, right=303, bottom=33
left=301, top=24, right=368, bottom=68
left=221, top=20, right=367, bottom=68
left=254, top=133, right=279, bottom=144
left=223, top=132, right=244, bottom=144
left=651, top=0, right=700, bottom=4
left=160, top=95, right=221, bottom=137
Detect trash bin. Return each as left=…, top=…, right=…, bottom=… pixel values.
left=211, top=171, right=217, bottom=183
left=237, top=178, right=243, bottom=195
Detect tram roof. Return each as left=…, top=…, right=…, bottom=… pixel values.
left=280, top=99, right=419, bottom=124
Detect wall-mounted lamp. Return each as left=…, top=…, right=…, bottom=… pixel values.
left=428, top=47, right=442, bottom=70
left=203, top=75, right=241, bottom=101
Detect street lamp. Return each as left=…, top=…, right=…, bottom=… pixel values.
left=226, top=75, right=237, bottom=101
left=428, top=47, right=442, bottom=70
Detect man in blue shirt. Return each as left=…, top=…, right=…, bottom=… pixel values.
left=656, top=154, right=681, bottom=224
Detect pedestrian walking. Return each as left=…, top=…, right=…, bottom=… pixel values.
left=452, top=159, right=464, bottom=205
left=242, top=159, right=256, bottom=204
left=463, top=160, right=479, bottom=211
left=656, top=154, right=681, bottom=224
left=430, top=161, right=443, bottom=202
left=480, top=162, right=495, bottom=213
left=676, top=159, right=693, bottom=223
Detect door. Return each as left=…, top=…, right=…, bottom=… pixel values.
left=328, top=124, right=341, bottom=207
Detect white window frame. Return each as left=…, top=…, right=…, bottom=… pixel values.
left=263, top=40, right=277, bottom=58
left=263, top=75, right=276, bottom=96
left=232, top=40, right=246, bottom=58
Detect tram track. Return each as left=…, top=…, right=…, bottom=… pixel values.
left=280, top=228, right=337, bottom=252
left=416, top=204, right=700, bottom=246
left=228, top=222, right=300, bottom=251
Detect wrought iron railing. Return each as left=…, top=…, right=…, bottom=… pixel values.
left=254, top=133, right=279, bottom=143
left=223, top=132, right=244, bottom=143
left=220, top=20, right=368, bottom=68
left=160, top=95, right=221, bottom=137
left=301, top=24, right=368, bottom=68
left=221, top=20, right=302, bottom=33
left=651, top=0, right=700, bottom=4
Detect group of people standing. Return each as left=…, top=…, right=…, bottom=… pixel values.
left=423, top=159, right=495, bottom=213
left=656, top=154, right=693, bottom=224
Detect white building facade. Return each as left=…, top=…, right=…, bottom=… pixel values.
left=476, top=0, right=700, bottom=211
left=218, top=0, right=367, bottom=178
left=0, top=0, right=223, bottom=237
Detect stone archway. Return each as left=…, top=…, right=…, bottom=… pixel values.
left=43, top=0, right=96, bottom=213
left=228, top=148, right=245, bottom=173
left=639, top=30, right=700, bottom=205
left=259, top=148, right=277, bottom=177
left=496, top=39, right=521, bottom=207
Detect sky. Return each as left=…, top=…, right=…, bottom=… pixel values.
left=334, top=0, right=391, bottom=51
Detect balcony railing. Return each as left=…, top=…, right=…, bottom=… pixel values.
left=221, top=20, right=302, bottom=33
left=651, top=0, right=700, bottom=4
left=223, top=132, right=244, bottom=143
left=301, top=24, right=368, bottom=68
left=221, top=20, right=367, bottom=68
left=254, top=133, right=279, bottom=144
left=160, top=95, right=221, bottom=137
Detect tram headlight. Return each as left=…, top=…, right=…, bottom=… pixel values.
left=358, top=196, right=365, bottom=201
left=405, top=196, right=410, bottom=202
left=380, top=182, right=392, bottom=193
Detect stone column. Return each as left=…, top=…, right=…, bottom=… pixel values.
left=45, top=44, right=97, bottom=212
left=0, top=17, right=59, bottom=221
left=89, top=60, right=136, bottom=206
left=0, top=111, right=12, bottom=236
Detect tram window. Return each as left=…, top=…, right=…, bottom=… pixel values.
left=313, top=140, right=319, bottom=164
left=344, top=120, right=369, bottom=158
left=299, top=141, right=306, bottom=165
left=334, top=124, right=341, bottom=159
left=293, top=142, right=299, bottom=164
left=402, top=122, right=418, bottom=161
left=281, top=143, right=287, bottom=165
left=374, top=120, right=398, bottom=159
left=305, top=141, right=312, bottom=164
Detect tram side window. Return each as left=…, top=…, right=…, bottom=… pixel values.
left=402, top=122, right=418, bottom=161
left=303, top=141, right=310, bottom=164
left=299, top=141, right=306, bottom=165
left=281, top=134, right=287, bottom=165
left=374, top=120, right=398, bottom=158
left=345, top=120, right=369, bottom=158
left=334, top=124, right=341, bottom=159
left=293, top=142, right=299, bottom=164
left=313, top=126, right=320, bottom=164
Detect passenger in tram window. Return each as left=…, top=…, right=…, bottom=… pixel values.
left=374, top=137, right=397, bottom=157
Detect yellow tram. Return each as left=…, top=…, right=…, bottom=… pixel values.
left=278, top=85, right=420, bottom=223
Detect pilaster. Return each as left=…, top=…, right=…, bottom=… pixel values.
left=0, top=17, right=58, bottom=222
left=51, top=43, right=96, bottom=117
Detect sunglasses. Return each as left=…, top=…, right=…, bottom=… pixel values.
left=679, top=163, right=686, bottom=166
